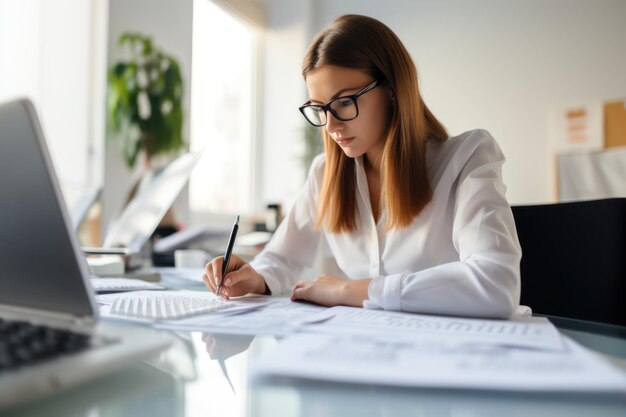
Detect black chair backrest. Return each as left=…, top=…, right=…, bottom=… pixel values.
left=512, top=198, right=626, bottom=327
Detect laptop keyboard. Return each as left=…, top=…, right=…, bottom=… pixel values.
left=0, top=318, right=91, bottom=373
left=109, top=293, right=232, bottom=320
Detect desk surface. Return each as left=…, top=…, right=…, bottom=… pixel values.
left=4, top=274, right=626, bottom=417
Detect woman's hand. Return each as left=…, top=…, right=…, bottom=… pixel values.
left=203, top=254, right=268, bottom=300
left=290, top=274, right=371, bottom=307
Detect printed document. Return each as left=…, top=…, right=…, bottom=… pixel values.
left=96, top=290, right=268, bottom=323
left=155, top=297, right=327, bottom=335
left=299, top=306, right=565, bottom=351
left=90, top=277, right=164, bottom=293
left=252, top=333, right=626, bottom=392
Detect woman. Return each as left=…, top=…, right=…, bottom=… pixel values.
left=203, top=14, right=521, bottom=319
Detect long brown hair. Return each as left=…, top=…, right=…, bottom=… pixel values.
left=303, top=14, right=448, bottom=233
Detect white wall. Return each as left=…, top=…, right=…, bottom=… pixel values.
left=258, top=0, right=312, bottom=210
left=260, top=0, right=626, bottom=206
left=104, top=0, right=193, bottom=233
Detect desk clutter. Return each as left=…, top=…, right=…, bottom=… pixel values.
left=95, top=275, right=626, bottom=394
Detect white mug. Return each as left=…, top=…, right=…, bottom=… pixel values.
left=174, top=249, right=209, bottom=269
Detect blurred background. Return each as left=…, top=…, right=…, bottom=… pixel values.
left=1, top=0, right=625, bottom=245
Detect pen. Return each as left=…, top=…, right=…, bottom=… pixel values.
left=217, top=214, right=240, bottom=296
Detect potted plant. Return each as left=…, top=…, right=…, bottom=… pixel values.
left=107, top=32, right=185, bottom=170
left=107, top=32, right=185, bottom=236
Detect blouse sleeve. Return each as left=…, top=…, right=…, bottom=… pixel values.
left=248, top=155, right=324, bottom=295
left=364, top=132, right=522, bottom=319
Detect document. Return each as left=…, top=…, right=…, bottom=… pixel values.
left=252, top=333, right=626, bottom=393
left=90, top=277, right=165, bottom=293
left=155, top=297, right=327, bottom=335
left=96, top=291, right=269, bottom=323
left=298, top=306, right=565, bottom=351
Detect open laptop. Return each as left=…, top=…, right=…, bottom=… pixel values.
left=82, top=149, right=202, bottom=256
left=0, top=98, right=173, bottom=407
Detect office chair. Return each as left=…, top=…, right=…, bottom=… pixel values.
left=511, top=198, right=626, bottom=328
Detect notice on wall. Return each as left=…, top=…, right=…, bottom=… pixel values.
left=549, top=102, right=603, bottom=153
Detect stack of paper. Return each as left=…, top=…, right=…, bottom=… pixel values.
left=252, top=307, right=626, bottom=393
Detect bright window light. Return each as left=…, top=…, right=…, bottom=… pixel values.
left=190, top=0, right=256, bottom=215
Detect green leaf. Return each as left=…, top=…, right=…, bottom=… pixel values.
left=107, top=31, right=186, bottom=168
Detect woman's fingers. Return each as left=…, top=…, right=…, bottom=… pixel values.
left=203, top=255, right=268, bottom=299
left=203, top=257, right=224, bottom=293
left=203, top=272, right=216, bottom=293
left=221, top=266, right=254, bottom=289
left=290, top=282, right=309, bottom=301
left=206, top=257, right=224, bottom=287
left=227, top=254, right=246, bottom=271
left=291, top=287, right=308, bottom=301
left=220, top=271, right=251, bottom=299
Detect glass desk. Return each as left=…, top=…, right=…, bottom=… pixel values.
left=3, top=275, right=626, bottom=417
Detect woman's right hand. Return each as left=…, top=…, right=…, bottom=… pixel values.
left=203, top=254, right=268, bottom=300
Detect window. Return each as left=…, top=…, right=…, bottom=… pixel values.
left=0, top=0, right=106, bottom=244
left=190, top=0, right=258, bottom=217
left=0, top=0, right=106, bottom=190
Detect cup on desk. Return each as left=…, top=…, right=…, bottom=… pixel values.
left=174, top=249, right=209, bottom=269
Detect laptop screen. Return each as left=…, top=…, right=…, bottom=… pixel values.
left=103, top=151, right=202, bottom=251
left=0, top=99, right=94, bottom=317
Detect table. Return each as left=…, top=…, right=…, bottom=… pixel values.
left=4, top=275, right=626, bottom=417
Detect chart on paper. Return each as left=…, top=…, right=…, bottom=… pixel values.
left=300, top=307, right=565, bottom=351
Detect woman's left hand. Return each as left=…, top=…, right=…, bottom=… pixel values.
left=290, top=274, right=371, bottom=307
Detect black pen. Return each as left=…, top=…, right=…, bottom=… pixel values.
left=217, top=214, right=240, bottom=296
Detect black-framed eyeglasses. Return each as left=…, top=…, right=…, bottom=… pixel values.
left=299, top=80, right=380, bottom=127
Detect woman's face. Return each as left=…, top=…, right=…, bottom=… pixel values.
left=304, top=65, right=392, bottom=161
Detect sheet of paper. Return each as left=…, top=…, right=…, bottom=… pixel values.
left=298, top=306, right=565, bottom=351
left=252, top=333, right=626, bottom=393
left=90, top=277, right=165, bottom=293
left=155, top=297, right=327, bottom=335
left=96, top=290, right=269, bottom=323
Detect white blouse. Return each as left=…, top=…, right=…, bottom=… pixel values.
left=249, top=129, right=522, bottom=319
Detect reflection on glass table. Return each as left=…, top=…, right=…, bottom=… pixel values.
left=3, top=319, right=626, bottom=417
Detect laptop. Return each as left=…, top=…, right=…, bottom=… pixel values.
left=82, top=149, right=202, bottom=256
left=0, top=98, right=173, bottom=407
